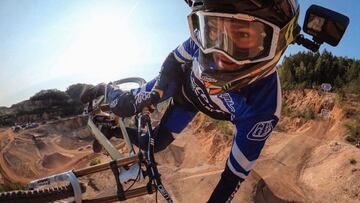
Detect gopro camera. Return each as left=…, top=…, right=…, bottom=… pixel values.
left=303, top=5, right=350, bottom=46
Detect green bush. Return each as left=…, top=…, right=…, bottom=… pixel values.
left=350, top=158, right=357, bottom=165
left=0, top=182, right=26, bottom=192
left=293, top=107, right=316, bottom=120
left=30, top=89, right=70, bottom=102
left=344, top=114, right=360, bottom=144
left=206, top=117, right=234, bottom=136
left=90, top=157, right=101, bottom=166
left=66, top=83, right=93, bottom=102
left=302, top=107, right=316, bottom=120
left=216, top=120, right=234, bottom=135
left=281, top=103, right=292, bottom=117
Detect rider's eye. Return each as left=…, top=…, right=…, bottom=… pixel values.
left=238, top=32, right=250, bottom=38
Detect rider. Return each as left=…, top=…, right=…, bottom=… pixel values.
left=81, top=0, right=300, bottom=202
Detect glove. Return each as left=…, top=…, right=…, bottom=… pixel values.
left=80, top=83, right=106, bottom=104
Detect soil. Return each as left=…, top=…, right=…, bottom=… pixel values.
left=1, top=90, right=360, bottom=203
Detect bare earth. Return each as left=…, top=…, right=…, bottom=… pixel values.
left=1, top=90, right=360, bottom=203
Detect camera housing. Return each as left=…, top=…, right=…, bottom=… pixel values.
left=303, top=5, right=350, bottom=46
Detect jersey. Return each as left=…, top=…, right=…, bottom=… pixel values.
left=106, top=37, right=282, bottom=202
left=174, top=38, right=282, bottom=180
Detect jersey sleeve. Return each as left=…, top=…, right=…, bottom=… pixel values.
left=173, top=37, right=198, bottom=63
left=227, top=114, right=278, bottom=179
left=208, top=72, right=282, bottom=202
left=227, top=72, right=282, bottom=178
left=154, top=38, right=198, bottom=94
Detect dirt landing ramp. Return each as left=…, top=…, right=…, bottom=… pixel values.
left=254, top=179, right=301, bottom=203
left=41, top=153, right=72, bottom=169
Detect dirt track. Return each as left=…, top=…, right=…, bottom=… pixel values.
left=1, top=109, right=360, bottom=202
left=0, top=117, right=95, bottom=184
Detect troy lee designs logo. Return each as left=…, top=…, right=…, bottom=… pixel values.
left=246, top=120, right=275, bottom=141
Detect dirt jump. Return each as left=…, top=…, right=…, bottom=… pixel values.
left=1, top=93, right=360, bottom=203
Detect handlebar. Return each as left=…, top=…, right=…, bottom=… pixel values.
left=86, top=77, right=173, bottom=202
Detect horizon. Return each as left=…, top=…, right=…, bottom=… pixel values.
left=1, top=0, right=359, bottom=107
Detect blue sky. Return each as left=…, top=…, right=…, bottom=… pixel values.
left=0, top=0, right=359, bottom=107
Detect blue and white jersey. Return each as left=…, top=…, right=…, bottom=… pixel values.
left=107, top=37, right=282, bottom=182
left=173, top=37, right=282, bottom=179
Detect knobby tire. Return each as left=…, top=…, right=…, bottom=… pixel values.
left=0, top=183, right=86, bottom=203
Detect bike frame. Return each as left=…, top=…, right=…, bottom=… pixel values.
left=27, top=78, right=173, bottom=203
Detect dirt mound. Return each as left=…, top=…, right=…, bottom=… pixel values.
left=156, top=143, right=185, bottom=167
left=1, top=89, right=360, bottom=202
left=254, top=179, right=295, bottom=203
left=52, top=116, right=87, bottom=132
left=300, top=141, right=360, bottom=203
left=0, top=117, right=94, bottom=183
left=191, top=114, right=233, bottom=163
left=283, top=89, right=336, bottom=114
left=278, top=89, right=339, bottom=132
left=3, top=152, right=36, bottom=179
left=41, top=153, right=72, bottom=169
left=55, top=135, right=90, bottom=150
left=34, top=139, right=46, bottom=150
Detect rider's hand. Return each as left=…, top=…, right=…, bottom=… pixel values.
left=80, top=83, right=106, bottom=104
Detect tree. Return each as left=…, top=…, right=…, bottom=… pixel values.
left=277, top=50, right=360, bottom=94
left=30, top=89, right=70, bottom=102
left=66, top=83, right=93, bottom=102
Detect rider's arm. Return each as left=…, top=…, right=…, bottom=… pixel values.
left=105, top=38, right=198, bottom=117
left=208, top=72, right=281, bottom=203
left=208, top=114, right=279, bottom=203
left=153, top=37, right=198, bottom=97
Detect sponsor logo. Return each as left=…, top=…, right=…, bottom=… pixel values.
left=157, top=184, right=173, bottom=202
left=246, top=120, right=274, bottom=141
left=201, top=75, right=218, bottom=83
left=191, top=76, right=224, bottom=114
left=285, top=13, right=299, bottom=45
left=218, top=93, right=235, bottom=113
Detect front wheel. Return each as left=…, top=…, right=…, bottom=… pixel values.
left=112, top=77, right=146, bottom=91
left=0, top=183, right=86, bottom=203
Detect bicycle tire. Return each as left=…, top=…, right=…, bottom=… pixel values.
left=112, top=77, right=146, bottom=87
left=0, top=183, right=86, bottom=203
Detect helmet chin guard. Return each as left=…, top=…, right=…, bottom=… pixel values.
left=194, top=50, right=283, bottom=95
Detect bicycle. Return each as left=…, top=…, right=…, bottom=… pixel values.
left=0, top=77, right=173, bottom=203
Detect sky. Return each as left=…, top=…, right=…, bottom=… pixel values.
left=0, top=0, right=359, bottom=107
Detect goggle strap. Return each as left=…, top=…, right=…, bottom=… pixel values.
left=277, top=11, right=300, bottom=52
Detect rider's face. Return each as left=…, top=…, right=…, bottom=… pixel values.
left=208, top=18, right=264, bottom=49
left=213, top=52, right=243, bottom=71
left=208, top=19, right=265, bottom=71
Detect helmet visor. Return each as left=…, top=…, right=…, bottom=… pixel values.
left=188, top=11, right=280, bottom=65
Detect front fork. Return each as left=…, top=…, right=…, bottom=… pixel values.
left=137, top=113, right=174, bottom=203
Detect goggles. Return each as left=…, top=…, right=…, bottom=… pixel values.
left=188, top=11, right=281, bottom=65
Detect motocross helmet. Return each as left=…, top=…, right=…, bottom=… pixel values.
left=187, top=0, right=300, bottom=94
